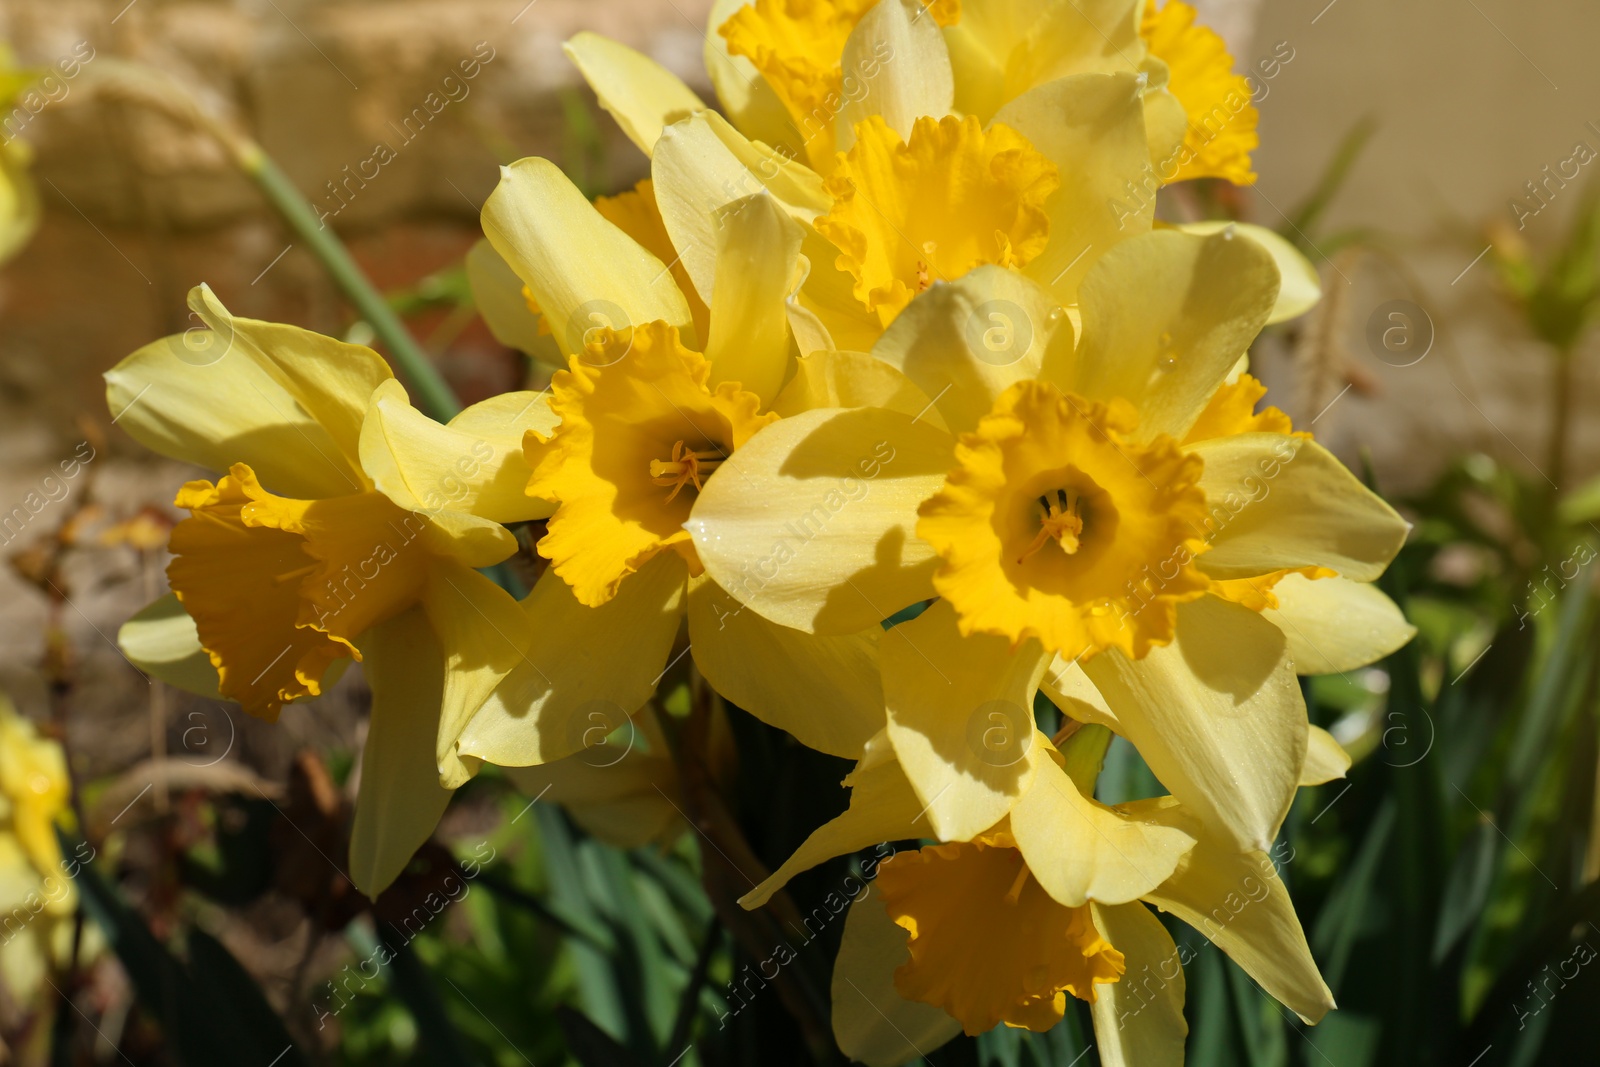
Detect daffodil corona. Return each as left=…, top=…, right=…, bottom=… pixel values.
left=525, top=321, right=775, bottom=605
left=817, top=114, right=1059, bottom=326
left=919, top=383, right=1210, bottom=659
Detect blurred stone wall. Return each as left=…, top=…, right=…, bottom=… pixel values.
left=1249, top=0, right=1600, bottom=500
left=0, top=0, right=712, bottom=743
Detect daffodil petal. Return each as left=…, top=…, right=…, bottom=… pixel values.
left=190, top=285, right=392, bottom=476
left=464, top=239, right=560, bottom=367
left=503, top=709, right=683, bottom=848
left=1191, top=433, right=1411, bottom=582
left=359, top=378, right=558, bottom=524
left=703, top=0, right=806, bottom=160
left=786, top=269, right=840, bottom=356
left=103, top=288, right=378, bottom=499
left=1264, top=574, right=1417, bottom=675
left=415, top=510, right=518, bottom=571
left=564, top=32, right=706, bottom=157
left=835, top=0, right=953, bottom=152
left=1012, top=745, right=1195, bottom=906
left=1088, top=901, right=1188, bottom=1067
left=1302, top=726, right=1350, bottom=786
left=705, top=194, right=805, bottom=407
left=831, top=886, right=963, bottom=1067
left=795, top=234, right=888, bottom=353
left=688, top=406, right=951, bottom=634
left=481, top=157, right=694, bottom=357
left=871, top=265, right=1069, bottom=434
left=453, top=552, right=686, bottom=769
left=772, top=349, right=945, bottom=429
left=1175, top=220, right=1321, bottom=324
left=742, top=756, right=931, bottom=910
left=995, top=72, right=1158, bottom=302
left=420, top=562, right=533, bottom=787
left=1140, top=64, right=1189, bottom=178
left=349, top=607, right=454, bottom=897
left=1082, top=595, right=1306, bottom=853
left=943, top=0, right=1141, bottom=121
left=1057, top=228, right=1279, bottom=441
left=653, top=110, right=829, bottom=305
left=1039, top=654, right=1115, bottom=728
left=117, top=593, right=223, bottom=700
left=1144, top=838, right=1336, bottom=1024
left=882, top=600, right=1044, bottom=841
left=688, top=577, right=884, bottom=759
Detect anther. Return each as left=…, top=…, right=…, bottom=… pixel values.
left=649, top=440, right=724, bottom=502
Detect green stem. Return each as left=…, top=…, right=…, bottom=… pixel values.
left=235, top=143, right=461, bottom=422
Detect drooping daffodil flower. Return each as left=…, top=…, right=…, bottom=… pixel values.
left=685, top=228, right=1414, bottom=856
left=107, top=286, right=662, bottom=896
left=740, top=721, right=1350, bottom=1064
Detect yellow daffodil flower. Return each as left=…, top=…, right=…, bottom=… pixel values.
left=741, top=722, right=1348, bottom=1063
left=580, top=56, right=1159, bottom=353
left=0, top=697, right=83, bottom=1006
left=0, top=46, right=41, bottom=265
left=685, top=228, right=1414, bottom=855
left=465, top=156, right=959, bottom=766
left=533, top=1, right=1307, bottom=365
left=562, top=0, right=1257, bottom=190
left=108, top=286, right=671, bottom=896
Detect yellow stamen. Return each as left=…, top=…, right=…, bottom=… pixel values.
left=1003, top=861, right=1031, bottom=905
left=649, top=440, right=725, bottom=502
left=1017, top=491, right=1083, bottom=564
left=273, top=564, right=317, bottom=586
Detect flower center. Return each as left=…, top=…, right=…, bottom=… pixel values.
left=1017, top=489, right=1085, bottom=564
left=816, top=115, right=1060, bottom=327
left=918, top=383, right=1211, bottom=660
left=649, top=440, right=726, bottom=502
left=525, top=322, right=777, bottom=607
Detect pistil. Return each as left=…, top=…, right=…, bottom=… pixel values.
left=1017, top=489, right=1084, bottom=564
